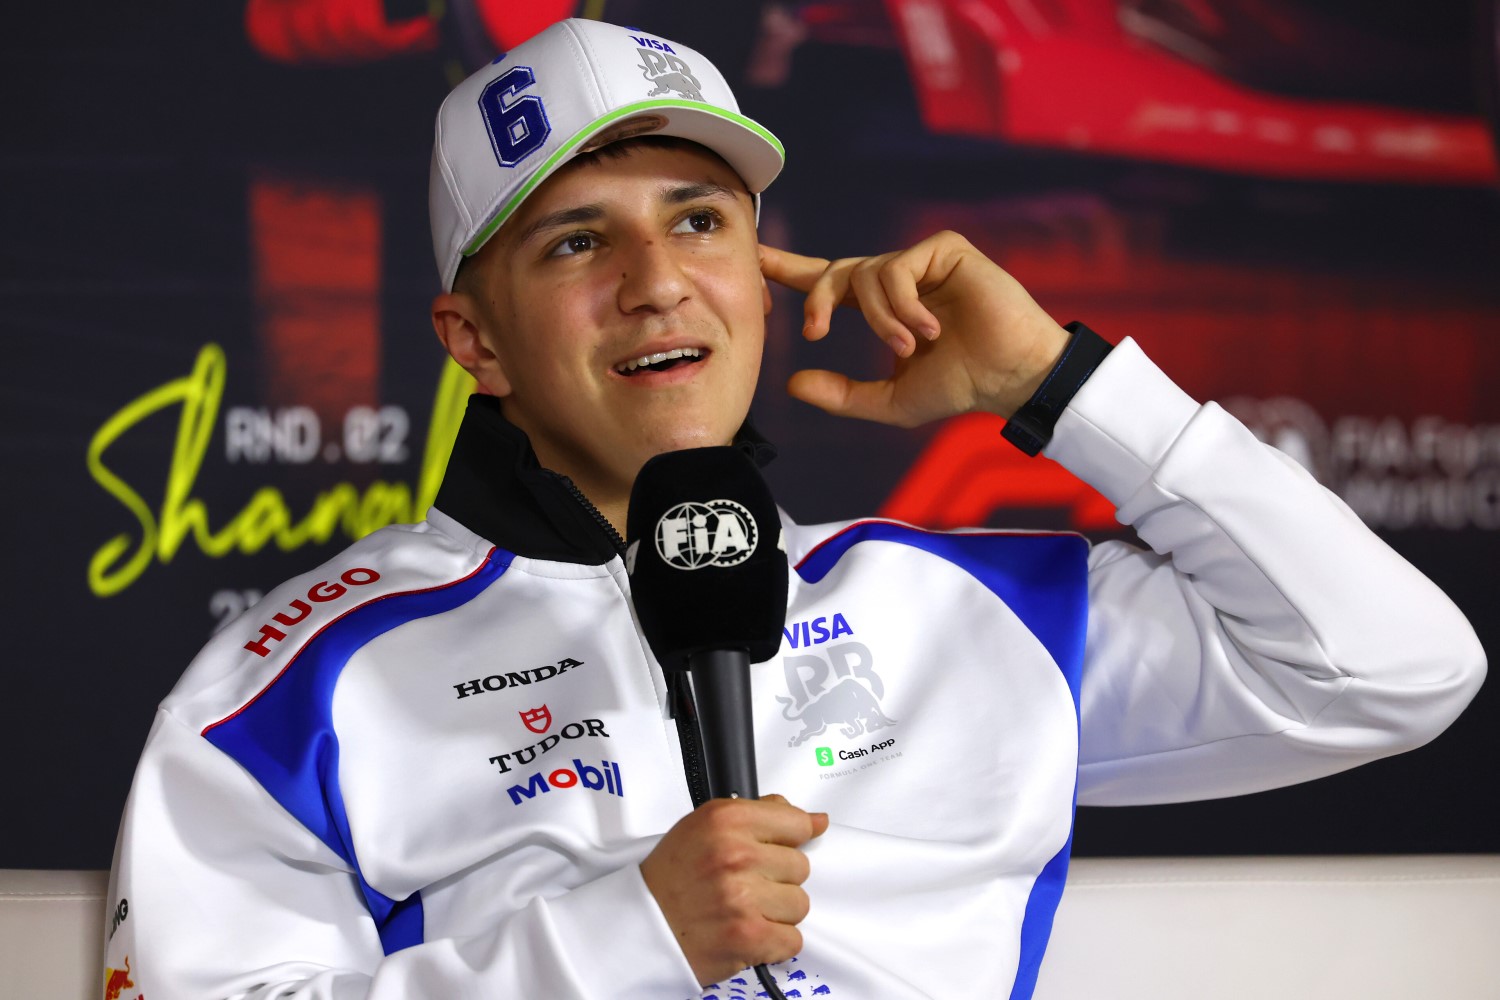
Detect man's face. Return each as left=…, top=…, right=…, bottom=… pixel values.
left=459, top=141, right=770, bottom=503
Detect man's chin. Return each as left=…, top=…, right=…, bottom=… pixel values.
left=642, top=428, right=738, bottom=459
left=619, top=429, right=739, bottom=485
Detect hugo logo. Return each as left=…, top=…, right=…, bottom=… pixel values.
left=243, top=567, right=380, bottom=657
left=654, top=500, right=757, bottom=569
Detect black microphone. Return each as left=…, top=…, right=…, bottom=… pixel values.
left=626, top=447, right=792, bottom=998
left=625, top=446, right=787, bottom=800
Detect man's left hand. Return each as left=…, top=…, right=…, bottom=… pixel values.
left=760, top=232, right=1069, bottom=427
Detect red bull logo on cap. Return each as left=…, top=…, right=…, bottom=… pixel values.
left=635, top=46, right=703, bottom=102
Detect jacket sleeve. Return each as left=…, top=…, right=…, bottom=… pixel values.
left=105, top=709, right=699, bottom=1000
left=1043, top=338, right=1486, bottom=805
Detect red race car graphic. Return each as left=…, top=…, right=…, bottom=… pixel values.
left=799, top=0, right=1499, bottom=185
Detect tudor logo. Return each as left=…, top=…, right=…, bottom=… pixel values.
left=519, top=706, right=551, bottom=734
left=655, top=500, right=757, bottom=569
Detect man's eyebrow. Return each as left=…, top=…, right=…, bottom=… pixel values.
left=664, top=181, right=741, bottom=205
left=513, top=205, right=604, bottom=248
left=511, top=183, right=742, bottom=248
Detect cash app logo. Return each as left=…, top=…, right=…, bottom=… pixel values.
left=815, top=746, right=834, bottom=767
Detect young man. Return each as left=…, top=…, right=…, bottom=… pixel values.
left=106, top=18, right=1484, bottom=1000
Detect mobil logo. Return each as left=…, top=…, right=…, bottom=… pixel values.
left=506, top=758, right=624, bottom=806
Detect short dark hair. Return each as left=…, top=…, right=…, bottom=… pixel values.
left=574, top=134, right=730, bottom=169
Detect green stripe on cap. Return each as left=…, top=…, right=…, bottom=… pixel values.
left=460, top=100, right=784, bottom=258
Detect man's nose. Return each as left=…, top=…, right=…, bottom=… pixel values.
left=616, top=238, right=691, bottom=315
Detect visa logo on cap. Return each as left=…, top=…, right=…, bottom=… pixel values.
left=627, top=33, right=675, bottom=53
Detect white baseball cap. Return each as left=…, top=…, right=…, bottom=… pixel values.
left=429, top=18, right=785, bottom=291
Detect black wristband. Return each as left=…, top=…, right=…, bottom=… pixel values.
left=1000, top=321, right=1113, bottom=456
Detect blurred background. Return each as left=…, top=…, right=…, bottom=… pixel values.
left=3, top=0, right=1497, bottom=869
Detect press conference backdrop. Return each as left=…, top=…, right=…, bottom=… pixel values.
left=3, top=0, right=1497, bottom=869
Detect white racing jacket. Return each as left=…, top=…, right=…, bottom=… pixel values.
left=105, top=339, right=1485, bottom=999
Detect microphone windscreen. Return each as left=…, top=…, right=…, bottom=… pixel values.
left=626, top=447, right=788, bottom=670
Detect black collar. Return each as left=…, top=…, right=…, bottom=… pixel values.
left=431, top=395, right=775, bottom=565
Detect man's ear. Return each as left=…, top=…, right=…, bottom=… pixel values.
left=431, top=292, right=512, bottom=397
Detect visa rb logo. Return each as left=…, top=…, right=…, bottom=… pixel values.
left=506, top=758, right=624, bottom=806
left=777, top=616, right=897, bottom=748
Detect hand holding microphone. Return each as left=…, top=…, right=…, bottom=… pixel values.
left=627, top=448, right=827, bottom=989
left=641, top=793, right=826, bottom=987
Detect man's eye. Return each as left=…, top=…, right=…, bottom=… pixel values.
left=549, top=232, right=598, bottom=257
left=673, top=210, right=721, bottom=235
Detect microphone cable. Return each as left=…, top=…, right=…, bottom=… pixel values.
left=754, top=962, right=788, bottom=1000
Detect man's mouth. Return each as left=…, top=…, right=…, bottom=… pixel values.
left=613, top=347, right=706, bottom=376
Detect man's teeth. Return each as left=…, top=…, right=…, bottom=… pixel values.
left=616, top=347, right=702, bottom=373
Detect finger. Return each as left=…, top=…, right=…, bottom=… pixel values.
left=705, top=916, right=802, bottom=984
left=788, top=369, right=910, bottom=428
left=759, top=882, right=813, bottom=926
left=849, top=261, right=917, bottom=357
left=758, top=795, right=829, bottom=842
left=800, top=257, right=858, bottom=341
left=749, top=801, right=825, bottom=848
left=759, top=244, right=833, bottom=293
left=747, top=921, right=804, bottom=969
left=876, top=254, right=941, bottom=341
left=699, top=797, right=822, bottom=848
left=754, top=841, right=813, bottom=886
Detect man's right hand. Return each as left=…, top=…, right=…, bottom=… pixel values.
left=640, top=794, right=829, bottom=986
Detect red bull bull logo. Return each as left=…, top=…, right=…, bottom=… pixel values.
left=636, top=48, right=703, bottom=103
left=777, top=639, right=897, bottom=747
left=103, top=955, right=135, bottom=1000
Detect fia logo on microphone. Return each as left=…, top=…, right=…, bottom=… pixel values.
left=653, top=499, right=758, bottom=569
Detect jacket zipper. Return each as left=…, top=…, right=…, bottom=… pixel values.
left=560, top=478, right=711, bottom=808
